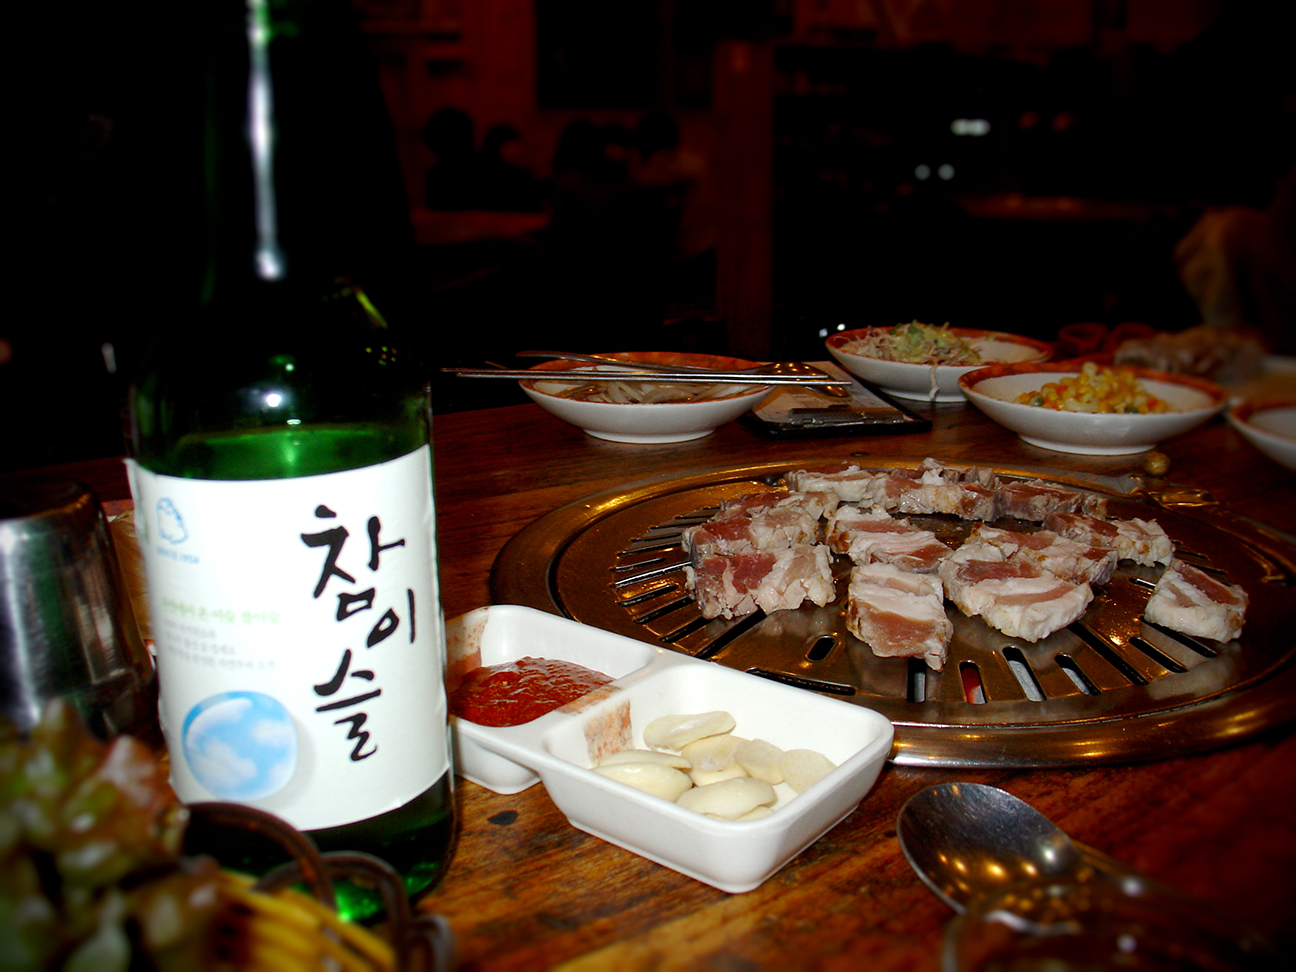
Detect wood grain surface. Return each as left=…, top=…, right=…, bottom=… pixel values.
left=38, top=395, right=1296, bottom=970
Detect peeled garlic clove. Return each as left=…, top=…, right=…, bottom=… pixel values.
left=780, top=748, right=836, bottom=793
left=689, top=762, right=750, bottom=787
left=642, top=711, right=736, bottom=751
left=676, top=777, right=776, bottom=820
left=599, top=749, right=691, bottom=771
left=735, top=738, right=785, bottom=784
left=682, top=732, right=748, bottom=785
left=681, top=733, right=746, bottom=772
left=591, top=762, right=693, bottom=802
left=736, top=805, right=774, bottom=821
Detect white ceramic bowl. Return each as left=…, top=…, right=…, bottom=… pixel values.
left=1227, top=397, right=1296, bottom=472
left=520, top=351, right=774, bottom=443
left=825, top=327, right=1053, bottom=402
left=959, top=362, right=1228, bottom=455
left=445, top=605, right=895, bottom=893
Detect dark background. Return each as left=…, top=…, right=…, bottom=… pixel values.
left=5, top=0, right=1293, bottom=472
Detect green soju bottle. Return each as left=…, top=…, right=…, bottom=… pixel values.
left=127, top=0, right=454, bottom=921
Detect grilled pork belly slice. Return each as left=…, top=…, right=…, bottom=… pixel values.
left=996, top=479, right=1108, bottom=521
left=939, top=541, right=1093, bottom=642
left=872, top=472, right=999, bottom=520
left=861, top=459, right=1000, bottom=519
left=909, top=457, right=996, bottom=485
left=786, top=459, right=1001, bottom=515
left=1043, top=511, right=1173, bottom=566
left=682, top=507, right=819, bottom=559
left=960, top=465, right=1001, bottom=488
left=845, top=563, right=953, bottom=670
left=1143, top=559, right=1248, bottom=642
left=967, top=524, right=1118, bottom=586
left=826, top=507, right=952, bottom=573
left=715, top=489, right=841, bottom=522
left=783, top=464, right=883, bottom=504
left=686, top=544, right=836, bottom=620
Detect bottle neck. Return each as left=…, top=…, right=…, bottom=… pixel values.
left=246, top=0, right=287, bottom=284
left=199, top=0, right=407, bottom=308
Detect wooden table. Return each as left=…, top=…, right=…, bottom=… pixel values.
left=57, top=397, right=1296, bottom=971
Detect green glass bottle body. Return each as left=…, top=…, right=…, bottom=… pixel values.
left=131, top=292, right=456, bottom=921
left=128, top=0, right=453, bottom=922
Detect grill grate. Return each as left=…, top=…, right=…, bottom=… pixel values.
left=491, top=460, right=1296, bottom=766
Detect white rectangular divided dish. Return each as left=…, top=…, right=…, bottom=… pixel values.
left=445, top=605, right=895, bottom=893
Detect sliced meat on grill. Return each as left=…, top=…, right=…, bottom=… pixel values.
left=786, top=459, right=1006, bottom=516
left=826, top=506, right=952, bottom=573
left=860, top=459, right=1000, bottom=519
left=966, top=524, right=1118, bottom=586
left=685, top=544, right=836, bottom=620
left=783, top=464, right=884, bottom=504
left=871, top=473, right=1000, bottom=520
left=845, top=563, right=953, bottom=670
left=1043, top=511, right=1173, bottom=566
left=960, top=465, right=1002, bottom=488
left=715, top=489, right=841, bottom=522
left=908, top=457, right=997, bottom=485
left=995, top=479, right=1109, bottom=521
left=682, top=507, right=819, bottom=559
left=1143, top=558, right=1248, bottom=642
left=938, top=541, right=1093, bottom=642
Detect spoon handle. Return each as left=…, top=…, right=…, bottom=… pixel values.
left=1073, top=840, right=1156, bottom=887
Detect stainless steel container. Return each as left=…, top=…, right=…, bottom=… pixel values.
left=0, top=479, right=157, bottom=740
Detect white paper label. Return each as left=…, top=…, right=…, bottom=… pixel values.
left=127, top=447, right=448, bottom=832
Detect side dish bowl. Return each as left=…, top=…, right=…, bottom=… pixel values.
left=1227, top=397, right=1296, bottom=472
left=444, top=605, right=895, bottom=893
left=826, top=327, right=1053, bottom=402
left=959, top=362, right=1227, bottom=455
left=520, top=351, right=774, bottom=443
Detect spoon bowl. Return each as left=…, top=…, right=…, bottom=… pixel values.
left=897, top=783, right=1093, bottom=913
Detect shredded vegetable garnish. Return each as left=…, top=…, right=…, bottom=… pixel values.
left=1014, top=362, right=1173, bottom=414
left=845, top=321, right=983, bottom=366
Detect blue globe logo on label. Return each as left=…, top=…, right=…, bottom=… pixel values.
left=182, top=691, right=298, bottom=800
left=156, top=498, right=187, bottom=543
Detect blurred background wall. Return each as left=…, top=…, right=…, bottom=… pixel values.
left=7, top=0, right=1293, bottom=469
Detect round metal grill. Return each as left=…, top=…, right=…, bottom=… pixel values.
left=491, top=459, right=1296, bottom=766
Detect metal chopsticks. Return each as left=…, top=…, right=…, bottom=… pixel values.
left=440, top=367, right=850, bottom=387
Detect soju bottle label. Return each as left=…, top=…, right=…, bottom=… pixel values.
left=127, top=447, right=448, bottom=832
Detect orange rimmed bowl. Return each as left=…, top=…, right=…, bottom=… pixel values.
left=959, top=361, right=1228, bottom=455
left=519, top=351, right=775, bottom=444
left=826, top=327, right=1053, bottom=403
left=1227, top=397, right=1296, bottom=471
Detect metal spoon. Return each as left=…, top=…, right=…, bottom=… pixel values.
left=900, top=784, right=1284, bottom=968
left=896, top=782, right=1140, bottom=914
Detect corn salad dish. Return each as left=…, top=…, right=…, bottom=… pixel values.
left=1014, top=362, right=1172, bottom=414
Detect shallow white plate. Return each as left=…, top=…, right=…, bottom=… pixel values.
left=959, top=362, right=1228, bottom=455
left=445, top=605, right=895, bottom=893
left=826, top=327, right=1053, bottom=403
left=520, top=351, right=774, bottom=443
left=1227, top=398, right=1296, bottom=472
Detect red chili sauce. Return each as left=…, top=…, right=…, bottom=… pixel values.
left=449, top=656, right=614, bottom=727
